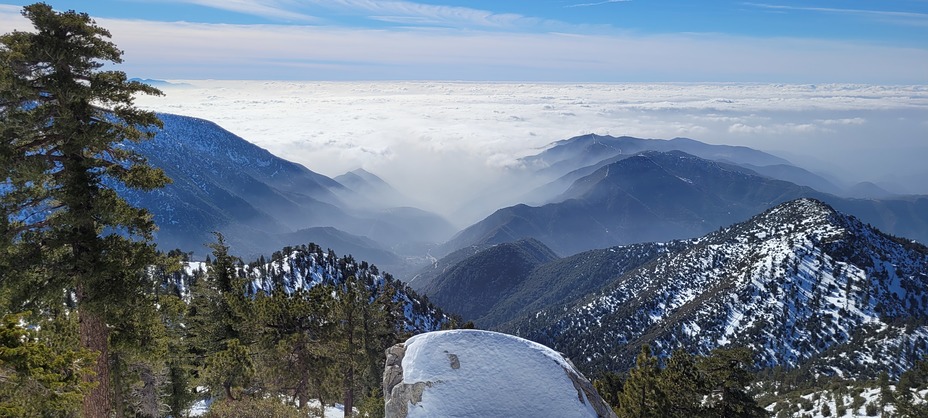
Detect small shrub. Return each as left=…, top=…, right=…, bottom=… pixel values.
left=800, top=398, right=814, bottom=411
left=204, top=397, right=304, bottom=418
left=851, top=394, right=866, bottom=410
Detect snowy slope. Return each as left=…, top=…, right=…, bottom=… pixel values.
left=172, top=243, right=451, bottom=333
left=507, top=198, right=928, bottom=378
left=389, top=329, right=614, bottom=418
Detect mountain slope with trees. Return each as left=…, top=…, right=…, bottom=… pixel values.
left=504, top=199, right=928, bottom=380
left=415, top=238, right=558, bottom=324
left=122, top=113, right=455, bottom=269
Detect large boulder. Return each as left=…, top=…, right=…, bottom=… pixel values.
left=383, top=329, right=617, bottom=418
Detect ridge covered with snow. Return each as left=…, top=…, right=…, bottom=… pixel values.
left=507, top=198, right=928, bottom=378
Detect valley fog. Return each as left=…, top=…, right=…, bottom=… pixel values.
left=136, top=81, right=928, bottom=226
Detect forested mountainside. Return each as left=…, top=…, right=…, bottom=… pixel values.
left=413, top=238, right=558, bottom=323
left=502, top=199, right=928, bottom=379
left=415, top=238, right=690, bottom=329
left=167, top=241, right=452, bottom=333
left=131, top=240, right=456, bottom=416
left=121, top=113, right=454, bottom=272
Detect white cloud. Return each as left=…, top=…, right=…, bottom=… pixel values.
left=132, top=81, right=928, bottom=222
left=140, top=0, right=555, bottom=29
left=728, top=122, right=821, bottom=134
left=2, top=5, right=926, bottom=83
left=816, top=117, right=867, bottom=125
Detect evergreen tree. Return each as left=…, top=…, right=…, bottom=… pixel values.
left=616, top=345, right=665, bottom=418
left=191, top=233, right=257, bottom=401
left=1, top=3, right=168, bottom=416
left=658, top=349, right=706, bottom=418
left=330, top=275, right=401, bottom=418
left=697, top=346, right=766, bottom=418
left=592, top=371, right=624, bottom=412
left=254, top=285, right=337, bottom=414
left=0, top=312, right=95, bottom=417
left=877, top=371, right=894, bottom=412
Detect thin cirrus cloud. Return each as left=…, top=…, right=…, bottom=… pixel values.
left=566, top=0, right=631, bottom=9
left=744, top=2, right=928, bottom=26
left=312, top=0, right=551, bottom=29
left=155, top=0, right=557, bottom=30
left=1, top=4, right=926, bottom=83
left=159, top=0, right=319, bottom=22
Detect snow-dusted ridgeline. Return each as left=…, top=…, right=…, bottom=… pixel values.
left=172, top=242, right=451, bottom=333
left=510, top=198, right=928, bottom=378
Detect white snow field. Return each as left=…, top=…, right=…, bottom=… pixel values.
left=395, top=329, right=606, bottom=417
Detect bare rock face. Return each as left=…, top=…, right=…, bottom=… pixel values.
left=383, top=343, right=413, bottom=417
left=382, top=330, right=618, bottom=418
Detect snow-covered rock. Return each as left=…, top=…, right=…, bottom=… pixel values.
left=383, top=329, right=617, bottom=418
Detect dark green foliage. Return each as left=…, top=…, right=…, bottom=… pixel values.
left=592, top=371, right=624, bottom=410
left=328, top=275, right=403, bottom=415
left=204, top=397, right=304, bottom=418
left=603, top=345, right=765, bottom=418
left=1, top=3, right=169, bottom=416
left=176, top=240, right=419, bottom=416
left=0, top=312, right=94, bottom=417
left=659, top=349, right=706, bottom=417
left=616, top=345, right=665, bottom=417
left=253, top=285, right=337, bottom=410
left=191, top=233, right=256, bottom=401
left=698, top=347, right=767, bottom=418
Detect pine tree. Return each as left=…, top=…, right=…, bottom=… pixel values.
left=616, top=345, right=665, bottom=418
left=191, top=233, right=257, bottom=401
left=329, top=275, right=401, bottom=418
left=1, top=3, right=168, bottom=416
left=697, top=346, right=766, bottom=418
left=592, top=371, right=624, bottom=412
left=0, top=312, right=94, bottom=417
left=878, top=371, right=894, bottom=411
left=254, top=284, right=337, bottom=414
left=658, top=349, right=706, bottom=418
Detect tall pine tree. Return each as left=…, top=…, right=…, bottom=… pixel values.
left=192, top=233, right=258, bottom=401
left=697, top=347, right=766, bottom=418
left=658, top=349, right=706, bottom=418
left=616, top=345, right=665, bottom=418
left=0, top=3, right=168, bottom=416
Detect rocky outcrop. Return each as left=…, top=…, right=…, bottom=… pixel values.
left=383, top=329, right=618, bottom=418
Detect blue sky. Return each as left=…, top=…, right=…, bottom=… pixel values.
left=1, top=0, right=926, bottom=82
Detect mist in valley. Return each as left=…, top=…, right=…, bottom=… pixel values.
left=135, top=81, right=928, bottom=229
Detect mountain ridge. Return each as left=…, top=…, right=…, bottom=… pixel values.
left=501, top=198, right=928, bottom=379
left=444, top=150, right=928, bottom=258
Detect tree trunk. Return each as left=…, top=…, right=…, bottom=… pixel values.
left=80, top=305, right=113, bottom=418
left=343, top=367, right=354, bottom=418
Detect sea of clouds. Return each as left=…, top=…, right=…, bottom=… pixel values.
left=136, top=81, right=928, bottom=223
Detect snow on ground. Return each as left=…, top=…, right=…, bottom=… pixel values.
left=186, top=398, right=348, bottom=417
left=766, top=386, right=928, bottom=418
left=399, top=329, right=601, bottom=417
